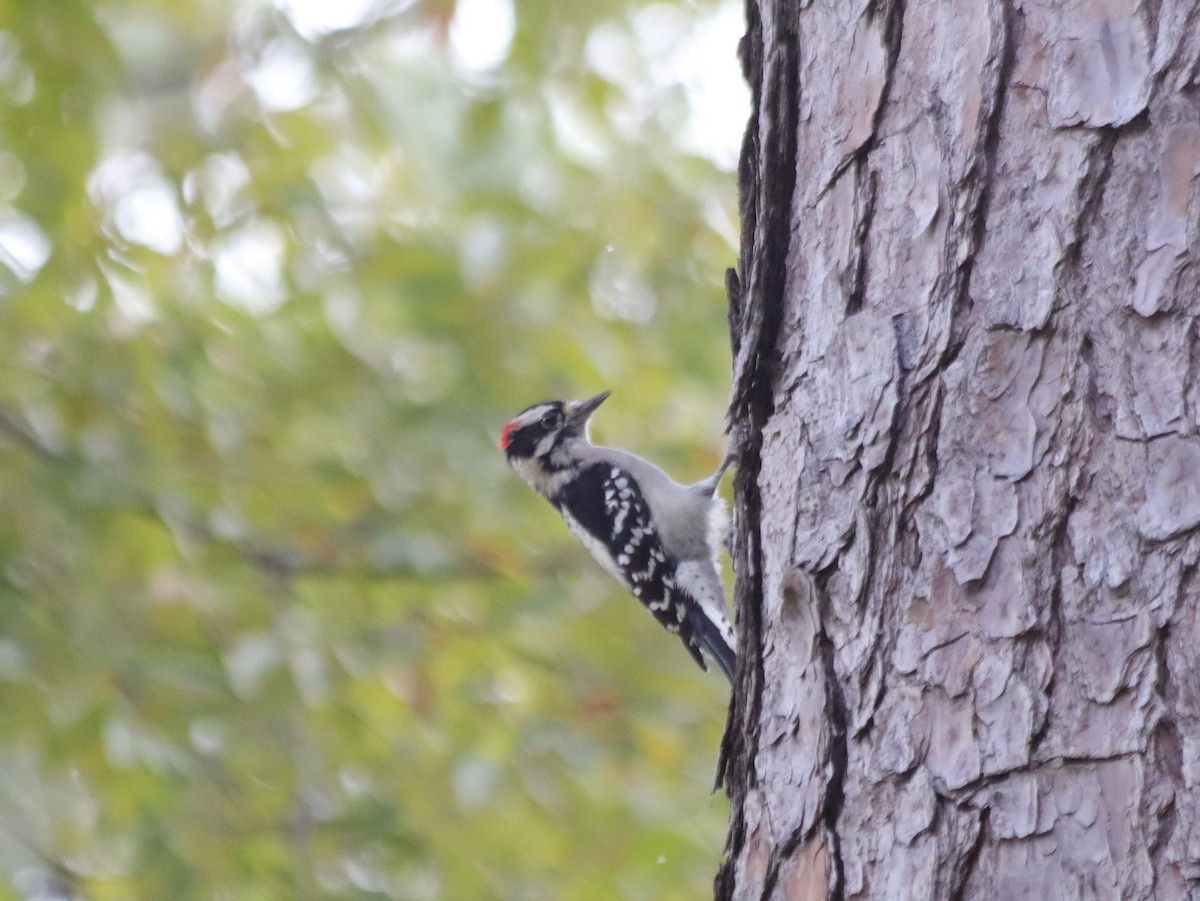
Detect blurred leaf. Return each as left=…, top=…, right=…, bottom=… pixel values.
left=0, top=0, right=744, bottom=896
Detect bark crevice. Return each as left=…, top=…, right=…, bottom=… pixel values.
left=717, top=0, right=801, bottom=895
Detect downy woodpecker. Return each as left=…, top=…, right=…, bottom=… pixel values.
left=499, top=391, right=736, bottom=681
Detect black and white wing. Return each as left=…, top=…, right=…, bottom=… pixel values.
left=553, top=463, right=736, bottom=679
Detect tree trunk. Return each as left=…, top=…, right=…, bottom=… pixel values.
left=718, top=0, right=1200, bottom=898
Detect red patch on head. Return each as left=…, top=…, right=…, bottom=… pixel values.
left=498, top=420, right=517, bottom=450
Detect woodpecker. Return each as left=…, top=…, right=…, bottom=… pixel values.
left=499, top=391, right=736, bottom=681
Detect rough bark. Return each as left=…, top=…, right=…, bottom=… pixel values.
left=718, top=0, right=1200, bottom=899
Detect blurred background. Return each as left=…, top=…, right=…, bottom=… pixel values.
left=0, top=0, right=746, bottom=897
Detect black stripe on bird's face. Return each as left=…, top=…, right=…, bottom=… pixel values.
left=499, top=392, right=609, bottom=462
left=499, top=401, right=569, bottom=461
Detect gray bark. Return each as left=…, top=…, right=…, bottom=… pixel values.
left=718, top=0, right=1200, bottom=898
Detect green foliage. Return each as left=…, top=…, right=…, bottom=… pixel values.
left=0, top=0, right=743, bottom=896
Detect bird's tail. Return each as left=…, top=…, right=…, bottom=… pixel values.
left=675, top=560, right=737, bottom=683
left=684, top=598, right=736, bottom=683
left=701, top=625, right=736, bottom=683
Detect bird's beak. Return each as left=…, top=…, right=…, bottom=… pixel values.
left=566, top=390, right=610, bottom=427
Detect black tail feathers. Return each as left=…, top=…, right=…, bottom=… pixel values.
left=692, top=614, right=736, bottom=683
left=706, top=633, right=736, bottom=683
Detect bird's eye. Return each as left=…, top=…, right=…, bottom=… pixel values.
left=541, top=410, right=562, bottom=428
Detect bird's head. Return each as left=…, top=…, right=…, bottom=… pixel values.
left=499, top=391, right=609, bottom=489
left=499, top=390, right=609, bottom=460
